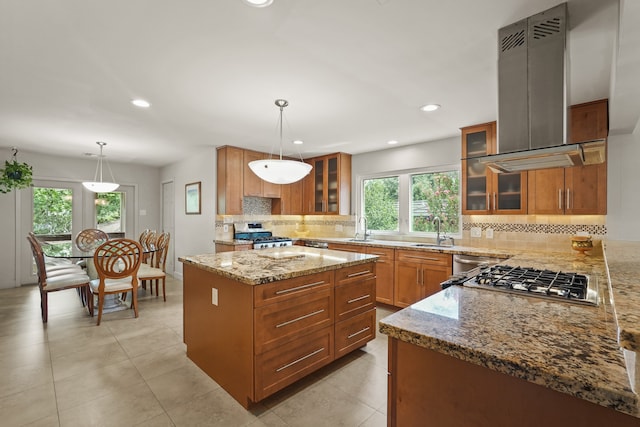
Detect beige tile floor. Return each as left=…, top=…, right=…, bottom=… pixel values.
left=0, top=276, right=396, bottom=426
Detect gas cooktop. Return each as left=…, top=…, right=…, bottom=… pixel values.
left=463, top=265, right=598, bottom=306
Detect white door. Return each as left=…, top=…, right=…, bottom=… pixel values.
left=162, top=181, right=175, bottom=275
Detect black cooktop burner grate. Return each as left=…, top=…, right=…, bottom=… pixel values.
left=472, top=265, right=590, bottom=302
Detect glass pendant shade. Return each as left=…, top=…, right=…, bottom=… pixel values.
left=248, top=99, right=312, bottom=185
left=82, top=141, right=120, bottom=192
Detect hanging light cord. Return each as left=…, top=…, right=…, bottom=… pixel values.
left=92, top=142, right=117, bottom=184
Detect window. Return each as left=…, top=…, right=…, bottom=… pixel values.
left=33, top=187, right=73, bottom=236
left=95, top=192, right=124, bottom=233
left=410, top=171, right=460, bottom=234
left=361, top=167, right=460, bottom=236
left=363, top=176, right=399, bottom=232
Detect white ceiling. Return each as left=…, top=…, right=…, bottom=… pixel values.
left=1, top=0, right=638, bottom=167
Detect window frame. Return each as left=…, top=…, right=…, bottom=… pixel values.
left=357, top=163, right=461, bottom=238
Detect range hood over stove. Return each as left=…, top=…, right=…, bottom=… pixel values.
left=472, top=2, right=606, bottom=173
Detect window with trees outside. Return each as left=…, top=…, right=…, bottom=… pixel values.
left=95, top=192, right=124, bottom=233
left=361, top=168, right=460, bottom=236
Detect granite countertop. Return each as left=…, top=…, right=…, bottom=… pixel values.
left=603, top=241, right=640, bottom=352
left=379, top=247, right=640, bottom=418
left=179, top=245, right=378, bottom=285
left=214, top=239, right=253, bottom=246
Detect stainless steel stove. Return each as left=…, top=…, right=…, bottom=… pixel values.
left=234, top=227, right=293, bottom=249
left=463, top=265, right=598, bottom=306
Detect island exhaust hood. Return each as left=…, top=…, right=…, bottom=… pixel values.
left=472, top=3, right=606, bottom=173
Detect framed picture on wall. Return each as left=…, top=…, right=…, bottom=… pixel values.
left=185, top=182, right=201, bottom=214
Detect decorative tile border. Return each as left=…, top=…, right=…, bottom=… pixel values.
left=462, top=222, right=607, bottom=236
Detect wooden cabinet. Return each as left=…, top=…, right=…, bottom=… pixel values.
left=243, top=150, right=281, bottom=198
left=334, top=263, right=376, bottom=358
left=183, top=261, right=376, bottom=408
left=215, top=242, right=252, bottom=252
left=462, top=122, right=527, bottom=214
left=394, top=250, right=452, bottom=308
left=327, top=242, right=395, bottom=305
left=272, top=179, right=304, bottom=214
left=365, top=246, right=395, bottom=306
left=528, top=100, right=608, bottom=215
left=217, top=146, right=244, bottom=215
left=303, top=153, right=351, bottom=215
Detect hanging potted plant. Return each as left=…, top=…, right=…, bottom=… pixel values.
left=0, top=148, right=33, bottom=193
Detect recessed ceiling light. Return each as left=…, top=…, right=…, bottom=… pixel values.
left=387, top=140, right=399, bottom=145
left=292, top=140, right=304, bottom=145
left=242, top=0, right=274, bottom=7
left=420, top=104, right=440, bottom=112
left=131, top=99, right=151, bottom=108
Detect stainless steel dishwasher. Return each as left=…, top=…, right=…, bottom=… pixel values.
left=453, top=254, right=503, bottom=275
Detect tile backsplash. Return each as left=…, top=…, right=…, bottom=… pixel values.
left=215, top=213, right=606, bottom=252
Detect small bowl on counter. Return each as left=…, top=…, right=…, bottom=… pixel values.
left=571, top=235, right=593, bottom=255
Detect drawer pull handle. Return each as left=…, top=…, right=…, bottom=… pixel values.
left=405, top=255, right=439, bottom=261
left=276, top=347, right=325, bottom=372
left=347, top=270, right=370, bottom=278
left=347, top=294, right=370, bottom=304
left=276, top=309, right=325, bottom=328
left=347, top=326, right=371, bottom=339
left=275, top=281, right=325, bottom=295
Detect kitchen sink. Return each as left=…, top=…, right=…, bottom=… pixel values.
left=348, top=238, right=370, bottom=242
left=414, top=243, right=454, bottom=248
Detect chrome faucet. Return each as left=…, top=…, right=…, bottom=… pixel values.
left=358, top=216, right=368, bottom=241
left=433, top=216, right=454, bottom=246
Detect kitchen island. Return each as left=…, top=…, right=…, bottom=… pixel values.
left=179, top=246, right=378, bottom=408
left=380, top=245, right=640, bottom=426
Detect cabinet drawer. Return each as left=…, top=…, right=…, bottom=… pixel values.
left=335, top=262, right=376, bottom=284
left=255, top=288, right=333, bottom=354
left=396, top=250, right=451, bottom=266
left=254, top=271, right=332, bottom=307
left=335, top=309, right=376, bottom=358
left=335, top=275, right=376, bottom=322
left=255, top=326, right=334, bottom=401
left=366, top=246, right=395, bottom=262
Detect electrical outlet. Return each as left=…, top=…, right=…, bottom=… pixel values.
left=211, top=288, right=218, bottom=306
left=485, top=228, right=494, bottom=239
left=223, top=224, right=229, bottom=233
left=470, top=227, right=482, bottom=238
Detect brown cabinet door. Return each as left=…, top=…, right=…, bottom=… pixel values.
left=261, top=154, right=281, bottom=198
left=461, top=123, right=494, bottom=215
left=366, top=247, right=395, bottom=305
left=570, top=99, right=608, bottom=143
left=217, top=146, right=243, bottom=215
left=565, top=164, right=607, bottom=215
left=334, top=275, right=376, bottom=322
left=423, top=265, right=452, bottom=299
left=302, top=162, right=315, bottom=214
left=527, top=168, right=566, bottom=214
left=394, top=261, right=423, bottom=308
left=243, top=150, right=263, bottom=197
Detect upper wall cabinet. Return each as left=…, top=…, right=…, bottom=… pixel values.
left=303, top=153, right=352, bottom=215
left=217, top=146, right=244, bottom=215
left=528, top=99, right=608, bottom=215
left=461, top=122, right=527, bottom=215
left=243, top=150, right=281, bottom=199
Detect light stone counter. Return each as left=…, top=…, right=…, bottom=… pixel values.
left=179, top=245, right=378, bottom=285
left=380, top=248, right=640, bottom=418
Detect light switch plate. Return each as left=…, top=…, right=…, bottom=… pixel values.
left=470, top=227, right=482, bottom=238
left=485, top=228, right=494, bottom=239
left=211, top=288, right=218, bottom=306
left=223, top=224, right=229, bottom=232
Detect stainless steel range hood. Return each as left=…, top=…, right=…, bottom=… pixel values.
left=472, top=3, right=606, bottom=173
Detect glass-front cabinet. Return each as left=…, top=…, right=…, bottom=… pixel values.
left=461, top=122, right=527, bottom=214
left=304, top=153, right=351, bottom=215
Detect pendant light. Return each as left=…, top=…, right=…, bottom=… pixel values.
left=248, top=99, right=312, bottom=185
left=82, top=142, right=119, bottom=192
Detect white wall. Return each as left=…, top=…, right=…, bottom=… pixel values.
left=0, top=148, right=161, bottom=288
left=160, top=146, right=216, bottom=279
left=606, top=132, right=640, bottom=241
left=351, top=136, right=461, bottom=212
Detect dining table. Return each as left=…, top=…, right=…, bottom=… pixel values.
left=41, top=240, right=152, bottom=314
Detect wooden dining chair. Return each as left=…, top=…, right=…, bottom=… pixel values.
left=27, top=235, right=91, bottom=323
left=138, top=232, right=171, bottom=301
left=88, top=238, right=143, bottom=326
left=75, top=228, right=109, bottom=251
